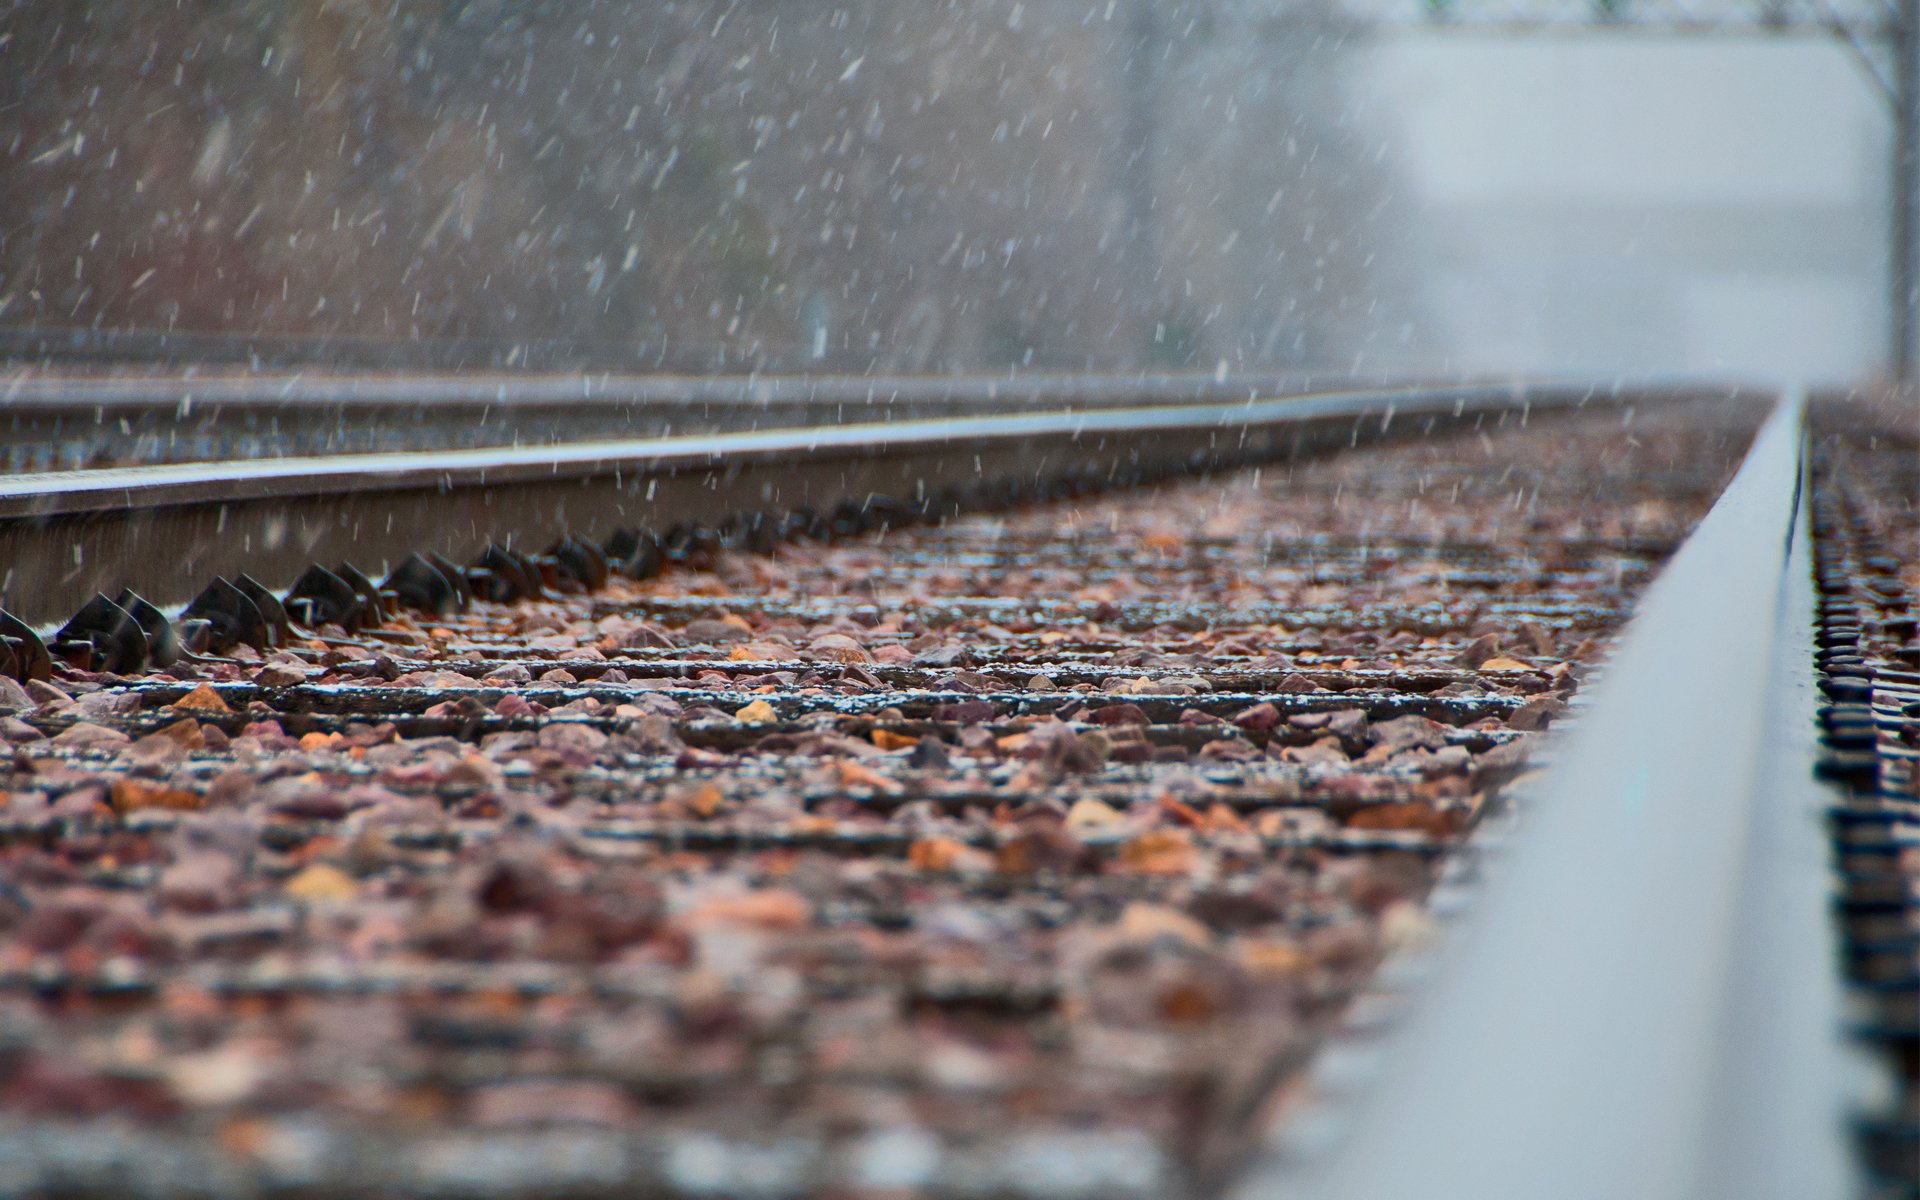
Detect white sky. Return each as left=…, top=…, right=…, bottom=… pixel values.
left=1364, top=39, right=1881, bottom=205
left=1356, top=38, right=1889, bottom=379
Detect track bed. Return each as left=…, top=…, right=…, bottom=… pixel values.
left=1809, top=392, right=1920, bottom=1195
left=0, top=399, right=1761, bottom=1198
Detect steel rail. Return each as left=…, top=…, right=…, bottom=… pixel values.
left=1697, top=424, right=1884, bottom=1200
left=0, top=362, right=1397, bottom=470
left=1234, top=390, right=1862, bottom=1200
left=0, top=368, right=1399, bottom=473
left=0, top=379, right=1712, bottom=626
left=0, top=382, right=1612, bottom=515
left=0, top=369, right=1704, bottom=474
left=0, top=368, right=1398, bottom=411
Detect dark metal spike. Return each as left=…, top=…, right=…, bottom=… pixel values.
left=333, top=563, right=387, bottom=626
left=423, top=551, right=472, bottom=607
left=830, top=499, right=871, bottom=537
left=112, top=590, right=182, bottom=668
left=605, top=528, right=665, bottom=579
left=0, top=609, right=52, bottom=681
left=530, top=555, right=569, bottom=593
left=233, top=575, right=293, bottom=646
left=286, top=564, right=365, bottom=631
left=572, top=537, right=611, bottom=587
left=864, top=495, right=905, bottom=534
left=510, top=546, right=553, bottom=600
left=603, top=527, right=642, bottom=561
left=175, top=619, right=214, bottom=656
left=471, top=544, right=535, bottom=603
left=181, top=578, right=268, bottom=652
left=384, top=553, right=460, bottom=616
left=56, top=593, right=149, bottom=674
left=782, top=507, right=828, bottom=540
left=661, top=521, right=720, bottom=562
left=463, top=568, right=504, bottom=604
left=721, top=511, right=778, bottom=555
left=547, top=535, right=610, bottom=590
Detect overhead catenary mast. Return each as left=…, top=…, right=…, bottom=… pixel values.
left=1183, top=0, right=1912, bottom=379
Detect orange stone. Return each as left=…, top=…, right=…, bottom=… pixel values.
left=284, top=863, right=358, bottom=904
left=834, top=760, right=900, bottom=793
left=1479, top=655, right=1535, bottom=672
left=110, top=778, right=203, bottom=813
left=1345, top=802, right=1461, bottom=838
left=171, top=684, right=231, bottom=713
left=1118, top=829, right=1199, bottom=875
left=907, top=837, right=968, bottom=872
left=686, top=784, right=727, bottom=818
left=687, top=889, right=811, bottom=931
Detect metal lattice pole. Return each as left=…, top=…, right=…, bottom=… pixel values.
left=1123, top=0, right=1166, bottom=358
left=1893, top=0, right=1920, bottom=383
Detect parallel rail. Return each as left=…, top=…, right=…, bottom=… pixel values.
left=0, top=378, right=1688, bottom=626
left=1, top=369, right=1397, bottom=472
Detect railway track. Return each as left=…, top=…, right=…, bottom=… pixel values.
left=0, top=376, right=1884, bottom=1197
left=0, top=378, right=1662, bottom=626
left=0, top=368, right=1396, bottom=474
left=1809, top=391, right=1920, bottom=1195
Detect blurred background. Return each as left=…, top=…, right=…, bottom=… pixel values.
left=0, top=0, right=1888, bottom=382
left=1365, top=39, right=1881, bottom=383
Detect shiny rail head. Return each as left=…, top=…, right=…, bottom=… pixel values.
left=1243, top=391, right=1865, bottom=1200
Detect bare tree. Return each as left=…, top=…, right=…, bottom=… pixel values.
left=0, top=0, right=1426, bottom=371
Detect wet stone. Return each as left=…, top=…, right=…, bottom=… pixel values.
left=0, top=401, right=1756, bottom=1195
